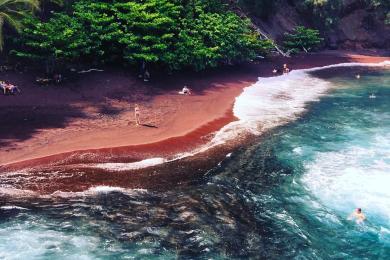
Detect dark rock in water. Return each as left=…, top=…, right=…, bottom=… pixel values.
left=45, top=244, right=58, bottom=250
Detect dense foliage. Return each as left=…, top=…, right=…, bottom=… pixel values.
left=3, top=0, right=387, bottom=73
left=283, top=26, right=323, bottom=53
left=8, top=0, right=274, bottom=72
left=11, top=14, right=93, bottom=64
left=0, top=0, right=39, bottom=51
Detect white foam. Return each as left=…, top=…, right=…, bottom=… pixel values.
left=86, top=61, right=389, bottom=172
left=0, top=187, right=37, bottom=197
left=235, top=61, right=388, bottom=130
left=0, top=184, right=147, bottom=199
left=47, top=186, right=148, bottom=198
left=0, top=206, right=29, bottom=210
left=0, top=226, right=102, bottom=259
left=94, top=158, right=167, bottom=171
left=302, top=132, right=390, bottom=227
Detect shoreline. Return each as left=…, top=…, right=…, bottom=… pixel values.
left=1, top=51, right=389, bottom=170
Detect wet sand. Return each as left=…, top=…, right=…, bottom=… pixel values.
left=0, top=51, right=388, bottom=176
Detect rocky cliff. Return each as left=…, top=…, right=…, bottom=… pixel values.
left=239, top=0, right=390, bottom=50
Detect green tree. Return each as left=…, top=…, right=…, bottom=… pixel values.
left=0, top=0, right=39, bottom=51
left=11, top=13, right=93, bottom=71
left=172, top=12, right=272, bottom=70
left=283, top=26, right=323, bottom=53
left=10, top=0, right=272, bottom=71
left=73, top=0, right=123, bottom=62
left=115, top=0, right=181, bottom=65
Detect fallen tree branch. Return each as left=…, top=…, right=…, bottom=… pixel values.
left=225, top=0, right=290, bottom=57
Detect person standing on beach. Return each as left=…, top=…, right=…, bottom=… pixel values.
left=138, top=61, right=146, bottom=79
left=144, top=70, right=150, bottom=82
left=283, top=64, right=290, bottom=74
left=134, top=104, right=141, bottom=126
left=138, top=61, right=151, bottom=82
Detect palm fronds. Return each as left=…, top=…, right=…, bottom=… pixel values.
left=0, top=0, right=40, bottom=51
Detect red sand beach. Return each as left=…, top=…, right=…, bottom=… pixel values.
left=0, top=51, right=388, bottom=169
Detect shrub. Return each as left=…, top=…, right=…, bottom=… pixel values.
left=170, top=13, right=273, bottom=71
left=283, top=26, right=323, bottom=53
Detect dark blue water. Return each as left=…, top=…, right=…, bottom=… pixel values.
left=1, top=66, right=389, bottom=259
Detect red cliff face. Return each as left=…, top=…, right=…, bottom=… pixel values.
left=335, top=7, right=389, bottom=49
left=243, top=0, right=389, bottom=50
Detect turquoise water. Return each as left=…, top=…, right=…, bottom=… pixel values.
left=0, top=66, right=389, bottom=259
left=269, top=67, right=390, bottom=258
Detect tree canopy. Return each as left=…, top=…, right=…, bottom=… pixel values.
left=0, top=0, right=39, bottom=51
left=283, top=26, right=323, bottom=53
left=8, top=0, right=274, bottom=72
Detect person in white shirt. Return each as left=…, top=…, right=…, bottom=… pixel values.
left=179, top=86, right=191, bottom=95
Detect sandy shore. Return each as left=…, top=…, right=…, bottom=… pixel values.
left=0, top=51, right=388, bottom=168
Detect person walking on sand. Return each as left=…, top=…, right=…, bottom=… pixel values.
left=283, top=64, right=290, bottom=74
left=134, top=104, right=141, bottom=126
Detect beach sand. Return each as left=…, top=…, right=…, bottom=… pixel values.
left=0, top=51, right=388, bottom=170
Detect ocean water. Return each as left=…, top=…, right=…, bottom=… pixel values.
left=1, top=64, right=389, bottom=259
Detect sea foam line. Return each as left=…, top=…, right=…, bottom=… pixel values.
left=69, top=61, right=390, bottom=171
left=1, top=61, right=388, bottom=195
left=46, top=186, right=148, bottom=198
left=0, top=185, right=148, bottom=198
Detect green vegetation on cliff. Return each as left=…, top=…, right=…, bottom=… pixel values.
left=7, top=0, right=273, bottom=72
left=1, top=0, right=388, bottom=73
left=283, top=26, right=323, bottom=53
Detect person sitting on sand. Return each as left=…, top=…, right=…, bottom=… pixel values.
left=283, top=64, right=290, bottom=74
left=179, top=86, right=192, bottom=95
left=3, top=83, right=12, bottom=95
left=0, top=81, right=6, bottom=94
left=10, top=84, right=20, bottom=95
left=348, top=208, right=366, bottom=224
left=4, top=83, right=20, bottom=95
left=134, top=104, right=141, bottom=126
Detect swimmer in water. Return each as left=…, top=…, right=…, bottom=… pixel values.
left=356, top=74, right=361, bottom=79
left=348, top=208, right=366, bottom=224
left=369, top=93, right=376, bottom=99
